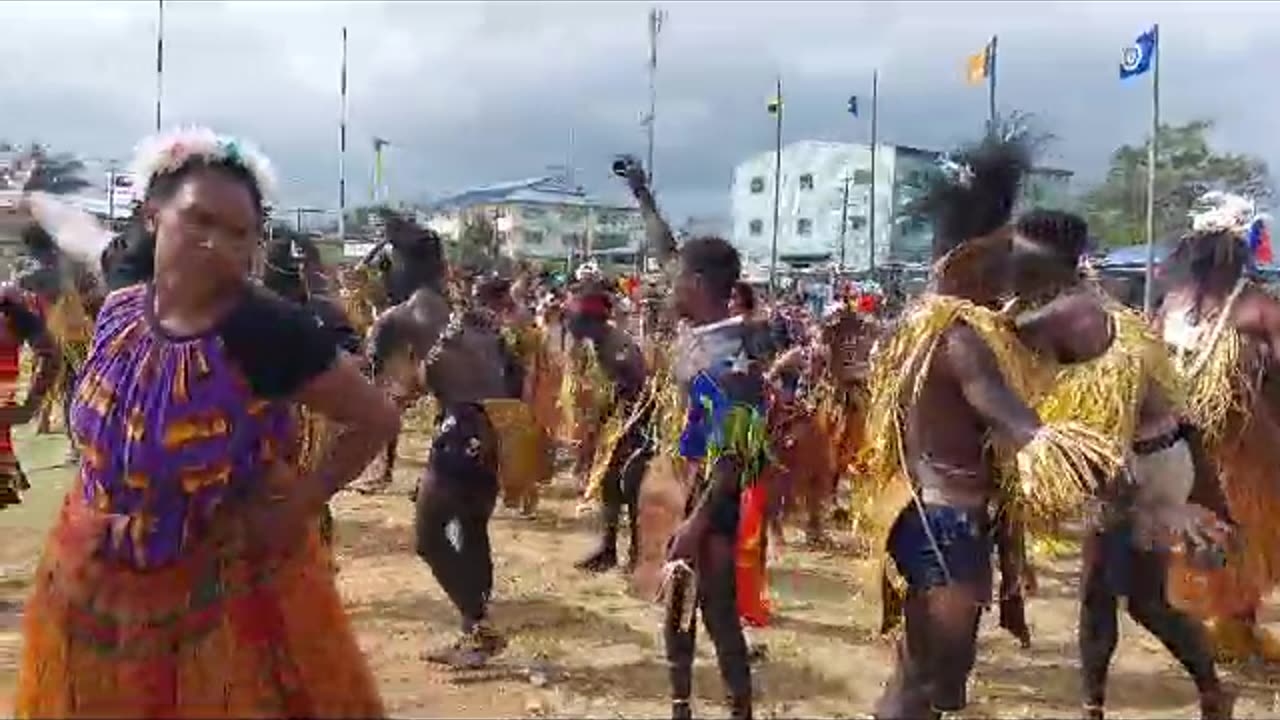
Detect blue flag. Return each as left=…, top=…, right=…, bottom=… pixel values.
left=847, top=95, right=858, bottom=117
left=1120, top=26, right=1157, bottom=80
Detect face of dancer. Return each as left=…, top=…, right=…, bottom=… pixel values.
left=674, top=263, right=713, bottom=323
left=149, top=166, right=262, bottom=305
left=1008, top=234, right=1077, bottom=301
left=1163, top=230, right=1247, bottom=294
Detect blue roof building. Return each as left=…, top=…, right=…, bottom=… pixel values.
left=424, top=175, right=644, bottom=261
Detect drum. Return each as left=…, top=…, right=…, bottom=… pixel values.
left=630, top=455, right=692, bottom=600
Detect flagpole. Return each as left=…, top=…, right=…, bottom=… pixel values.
left=338, top=26, right=348, bottom=243
left=868, top=68, right=879, bottom=275
left=1142, top=23, right=1161, bottom=317
left=639, top=7, right=663, bottom=276
left=155, top=0, right=164, bottom=132
left=987, top=34, right=998, bottom=134
left=769, top=75, right=783, bottom=300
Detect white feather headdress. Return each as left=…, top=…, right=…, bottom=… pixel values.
left=1190, top=191, right=1256, bottom=236
left=129, top=126, right=277, bottom=201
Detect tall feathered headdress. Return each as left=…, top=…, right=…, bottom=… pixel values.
left=913, top=133, right=1034, bottom=259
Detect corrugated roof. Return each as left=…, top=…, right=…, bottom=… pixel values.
left=431, top=175, right=636, bottom=212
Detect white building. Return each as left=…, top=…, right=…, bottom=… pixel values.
left=423, top=175, right=644, bottom=262
left=730, top=140, right=1073, bottom=269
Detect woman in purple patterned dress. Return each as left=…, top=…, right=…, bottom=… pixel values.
left=16, top=128, right=400, bottom=718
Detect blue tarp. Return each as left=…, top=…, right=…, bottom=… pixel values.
left=1098, top=244, right=1168, bottom=268
left=1099, top=242, right=1280, bottom=273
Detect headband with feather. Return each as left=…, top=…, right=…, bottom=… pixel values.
left=26, top=128, right=276, bottom=273
left=130, top=126, right=277, bottom=202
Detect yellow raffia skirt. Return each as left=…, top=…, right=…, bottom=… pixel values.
left=16, top=488, right=384, bottom=719
left=480, top=399, right=553, bottom=512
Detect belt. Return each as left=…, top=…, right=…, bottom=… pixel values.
left=1132, top=422, right=1190, bottom=456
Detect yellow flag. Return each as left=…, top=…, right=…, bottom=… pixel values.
left=966, top=43, right=990, bottom=85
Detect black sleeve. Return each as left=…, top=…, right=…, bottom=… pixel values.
left=309, top=299, right=364, bottom=355
left=219, top=286, right=340, bottom=400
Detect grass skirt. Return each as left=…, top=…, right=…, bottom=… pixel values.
left=481, top=399, right=553, bottom=511
left=16, top=491, right=384, bottom=718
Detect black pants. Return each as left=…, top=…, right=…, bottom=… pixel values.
left=664, top=532, right=752, bottom=715
left=1079, top=530, right=1219, bottom=709
left=595, top=406, right=654, bottom=557
left=414, top=404, right=500, bottom=630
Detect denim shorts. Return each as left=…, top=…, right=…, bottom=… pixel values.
left=888, top=503, right=993, bottom=592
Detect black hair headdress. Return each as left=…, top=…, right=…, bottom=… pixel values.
left=912, top=133, right=1034, bottom=260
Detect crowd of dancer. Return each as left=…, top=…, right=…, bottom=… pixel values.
left=0, top=125, right=1274, bottom=720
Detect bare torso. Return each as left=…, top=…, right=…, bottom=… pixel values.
left=593, top=325, right=647, bottom=402
left=904, top=325, right=1021, bottom=509
left=373, top=288, right=508, bottom=406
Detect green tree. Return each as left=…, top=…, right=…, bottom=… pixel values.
left=1083, top=119, right=1272, bottom=249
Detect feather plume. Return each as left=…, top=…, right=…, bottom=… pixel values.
left=911, top=134, right=1033, bottom=259
left=25, top=192, right=114, bottom=267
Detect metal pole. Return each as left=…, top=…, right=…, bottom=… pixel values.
left=155, top=0, right=164, bottom=132
left=640, top=7, right=662, bottom=275
left=987, top=35, right=998, bottom=135
left=869, top=68, right=879, bottom=274
left=768, top=75, right=783, bottom=300
left=107, top=163, right=117, bottom=226
left=1142, top=24, right=1161, bottom=317
left=838, top=175, right=850, bottom=272
left=338, top=27, right=348, bottom=243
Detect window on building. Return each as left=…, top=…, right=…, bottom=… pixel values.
left=525, top=230, right=544, bottom=244
left=749, top=219, right=764, bottom=236
left=850, top=216, right=867, bottom=230
left=750, top=177, right=765, bottom=194
left=799, top=173, right=814, bottom=191
left=797, top=218, right=813, bottom=236
left=853, top=169, right=873, bottom=185
left=596, top=233, right=629, bottom=250
left=522, top=206, right=546, bottom=220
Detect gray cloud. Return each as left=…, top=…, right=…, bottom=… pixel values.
left=2, top=0, right=1277, bottom=225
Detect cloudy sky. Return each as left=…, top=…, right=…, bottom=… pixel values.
left=2, top=1, right=1277, bottom=225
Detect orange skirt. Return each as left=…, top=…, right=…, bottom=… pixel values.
left=1169, top=405, right=1280, bottom=619
left=16, top=492, right=384, bottom=719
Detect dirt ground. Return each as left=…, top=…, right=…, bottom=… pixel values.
left=0, top=427, right=1277, bottom=719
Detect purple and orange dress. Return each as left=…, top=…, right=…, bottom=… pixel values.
left=16, top=283, right=384, bottom=718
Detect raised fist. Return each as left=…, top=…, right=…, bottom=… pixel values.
left=612, top=154, right=647, bottom=194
